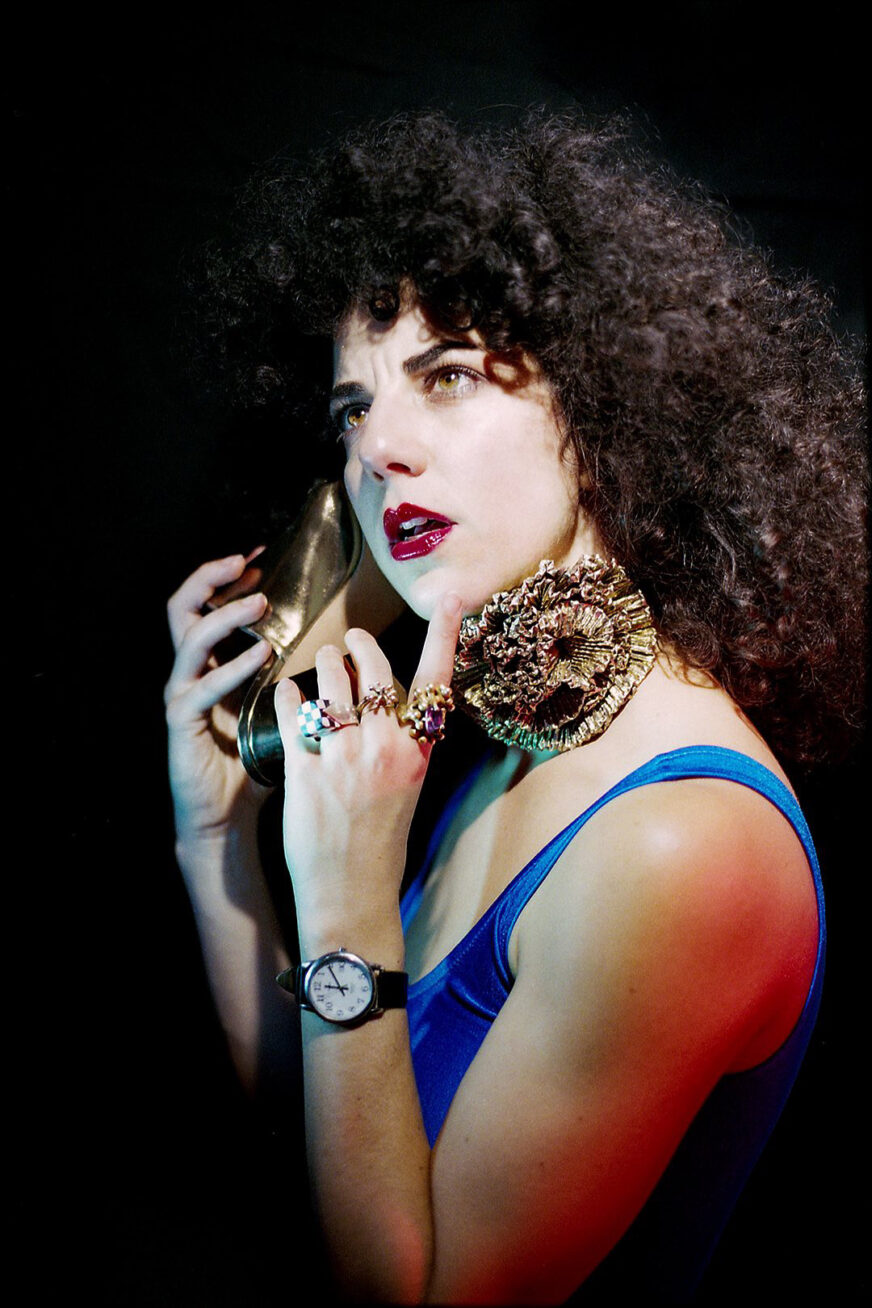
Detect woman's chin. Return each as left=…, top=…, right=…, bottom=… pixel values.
left=401, top=570, right=515, bottom=623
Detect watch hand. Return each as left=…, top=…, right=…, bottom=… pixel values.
left=326, top=967, right=349, bottom=994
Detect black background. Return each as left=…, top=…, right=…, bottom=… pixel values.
left=14, top=5, right=867, bottom=1303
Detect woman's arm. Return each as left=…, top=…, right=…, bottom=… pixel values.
left=167, top=540, right=406, bottom=1099
left=422, top=780, right=817, bottom=1303
left=275, top=616, right=817, bottom=1303
left=274, top=603, right=461, bottom=1300
left=174, top=824, right=299, bottom=1100
left=166, top=553, right=296, bottom=1095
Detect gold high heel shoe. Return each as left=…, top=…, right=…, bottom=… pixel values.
left=233, top=480, right=363, bottom=786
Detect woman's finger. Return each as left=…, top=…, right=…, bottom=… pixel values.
left=166, top=636, right=272, bottom=718
left=409, top=593, right=464, bottom=694
left=274, top=675, right=306, bottom=764
left=167, top=553, right=249, bottom=650
left=204, top=546, right=269, bottom=614
left=314, top=643, right=356, bottom=710
left=344, top=629, right=396, bottom=708
left=170, top=591, right=268, bottom=688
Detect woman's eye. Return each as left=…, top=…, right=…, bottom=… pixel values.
left=335, top=404, right=369, bottom=435
left=429, top=367, right=479, bottom=397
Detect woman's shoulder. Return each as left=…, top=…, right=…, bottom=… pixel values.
left=501, top=653, right=820, bottom=1056
left=514, top=741, right=820, bottom=1070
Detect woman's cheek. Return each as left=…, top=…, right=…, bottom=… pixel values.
left=342, top=455, right=361, bottom=499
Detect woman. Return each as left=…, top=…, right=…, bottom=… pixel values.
left=166, top=112, right=865, bottom=1303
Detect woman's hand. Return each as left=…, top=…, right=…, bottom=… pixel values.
left=165, top=553, right=274, bottom=849
left=274, top=593, right=462, bottom=946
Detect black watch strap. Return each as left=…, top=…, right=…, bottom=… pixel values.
left=369, top=967, right=408, bottom=1010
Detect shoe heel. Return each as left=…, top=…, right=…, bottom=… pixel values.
left=237, top=480, right=362, bottom=785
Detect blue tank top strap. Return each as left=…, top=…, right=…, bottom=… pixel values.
left=492, top=745, right=825, bottom=989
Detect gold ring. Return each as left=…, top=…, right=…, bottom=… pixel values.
left=357, top=683, right=401, bottom=717
left=400, top=683, right=455, bottom=743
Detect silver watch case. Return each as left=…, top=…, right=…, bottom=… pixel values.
left=298, top=949, right=381, bottom=1025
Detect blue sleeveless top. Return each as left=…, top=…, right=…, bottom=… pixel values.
left=400, top=746, right=825, bottom=1302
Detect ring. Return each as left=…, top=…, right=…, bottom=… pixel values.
left=358, top=682, right=401, bottom=717
left=400, top=683, right=455, bottom=744
left=297, top=698, right=359, bottom=740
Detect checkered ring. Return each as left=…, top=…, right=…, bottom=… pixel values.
left=297, top=699, right=358, bottom=740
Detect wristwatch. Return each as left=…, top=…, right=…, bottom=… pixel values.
left=276, top=948, right=408, bottom=1026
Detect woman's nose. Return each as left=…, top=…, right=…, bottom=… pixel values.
left=355, top=398, right=427, bottom=482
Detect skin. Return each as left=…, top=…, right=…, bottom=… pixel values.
left=166, top=304, right=820, bottom=1303
left=333, top=305, right=600, bottom=619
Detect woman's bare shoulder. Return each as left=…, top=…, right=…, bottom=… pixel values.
left=515, top=768, right=819, bottom=1070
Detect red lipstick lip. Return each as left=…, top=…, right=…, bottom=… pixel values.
left=383, top=502, right=454, bottom=561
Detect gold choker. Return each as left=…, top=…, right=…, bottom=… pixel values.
left=452, top=557, right=658, bottom=752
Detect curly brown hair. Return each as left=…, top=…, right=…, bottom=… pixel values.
left=196, top=109, right=866, bottom=767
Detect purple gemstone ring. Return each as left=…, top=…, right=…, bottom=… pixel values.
left=400, top=683, right=455, bottom=744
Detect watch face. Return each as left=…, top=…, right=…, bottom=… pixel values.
left=305, top=953, right=375, bottom=1023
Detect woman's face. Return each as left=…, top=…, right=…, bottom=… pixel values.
left=333, top=304, right=599, bottom=619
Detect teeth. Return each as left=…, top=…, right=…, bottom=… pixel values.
left=399, top=515, right=440, bottom=540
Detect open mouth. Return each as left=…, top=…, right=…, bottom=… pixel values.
left=384, top=503, right=454, bottom=560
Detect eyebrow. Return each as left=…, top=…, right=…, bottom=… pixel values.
left=402, top=340, right=477, bottom=374
left=330, top=340, right=479, bottom=408
left=329, top=381, right=369, bottom=409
